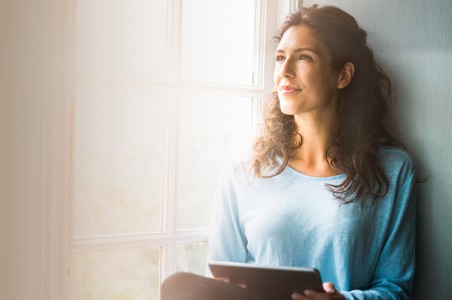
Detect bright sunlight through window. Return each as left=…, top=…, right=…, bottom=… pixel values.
left=71, top=0, right=277, bottom=299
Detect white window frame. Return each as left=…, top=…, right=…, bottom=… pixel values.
left=54, top=0, right=304, bottom=298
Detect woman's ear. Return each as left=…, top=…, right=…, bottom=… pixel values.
left=337, top=62, right=355, bottom=89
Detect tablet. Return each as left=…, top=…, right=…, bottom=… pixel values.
left=208, top=261, right=324, bottom=298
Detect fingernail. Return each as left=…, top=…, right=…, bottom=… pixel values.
left=304, top=290, right=312, bottom=296
left=290, top=293, right=299, bottom=299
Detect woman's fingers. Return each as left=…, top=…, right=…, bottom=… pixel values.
left=322, top=282, right=336, bottom=294
left=212, top=276, right=230, bottom=283
left=291, top=286, right=345, bottom=300
left=291, top=292, right=309, bottom=299
left=213, top=277, right=247, bottom=289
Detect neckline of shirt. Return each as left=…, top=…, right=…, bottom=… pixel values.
left=275, top=156, right=347, bottom=181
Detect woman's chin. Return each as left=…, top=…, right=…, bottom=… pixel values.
left=278, top=97, right=302, bottom=116
left=279, top=104, right=299, bottom=116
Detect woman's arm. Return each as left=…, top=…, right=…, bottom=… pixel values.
left=208, top=159, right=248, bottom=265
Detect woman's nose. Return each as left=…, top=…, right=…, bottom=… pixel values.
left=280, top=59, right=295, bottom=78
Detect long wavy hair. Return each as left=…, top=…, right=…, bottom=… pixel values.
left=251, top=5, right=403, bottom=204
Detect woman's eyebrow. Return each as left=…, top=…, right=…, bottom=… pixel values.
left=275, top=47, right=319, bottom=54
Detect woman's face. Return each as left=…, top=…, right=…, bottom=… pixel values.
left=273, top=25, right=341, bottom=118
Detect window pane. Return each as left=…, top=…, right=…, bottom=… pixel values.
left=73, top=86, right=165, bottom=237
left=181, top=0, right=257, bottom=85
left=176, top=241, right=208, bottom=275
left=72, top=247, right=160, bottom=300
left=75, top=0, right=169, bottom=79
left=177, top=94, right=253, bottom=229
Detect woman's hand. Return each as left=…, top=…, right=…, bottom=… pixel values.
left=213, top=276, right=247, bottom=289
left=291, top=282, right=345, bottom=300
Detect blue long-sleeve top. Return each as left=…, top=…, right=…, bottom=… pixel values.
left=208, top=146, right=416, bottom=300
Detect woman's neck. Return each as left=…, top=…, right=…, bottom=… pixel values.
left=289, top=113, right=340, bottom=177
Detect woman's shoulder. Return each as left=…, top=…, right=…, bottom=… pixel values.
left=220, top=149, right=253, bottom=177
left=378, top=145, right=416, bottom=176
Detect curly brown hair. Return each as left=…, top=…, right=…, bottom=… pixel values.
left=251, top=5, right=403, bottom=204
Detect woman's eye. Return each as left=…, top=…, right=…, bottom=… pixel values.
left=275, top=55, right=285, bottom=62
left=299, top=55, right=312, bottom=62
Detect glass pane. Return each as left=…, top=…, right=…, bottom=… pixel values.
left=176, top=241, right=209, bottom=276
left=177, top=94, right=253, bottom=229
left=72, top=247, right=160, bottom=300
left=73, top=86, right=165, bottom=237
left=181, top=0, right=257, bottom=85
left=75, top=0, right=169, bottom=79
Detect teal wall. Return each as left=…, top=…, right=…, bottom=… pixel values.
left=301, top=0, right=452, bottom=298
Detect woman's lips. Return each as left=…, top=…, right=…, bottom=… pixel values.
left=279, top=86, right=300, bottom=94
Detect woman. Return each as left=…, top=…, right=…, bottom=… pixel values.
left=162, top=5, right=415, bottom=300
